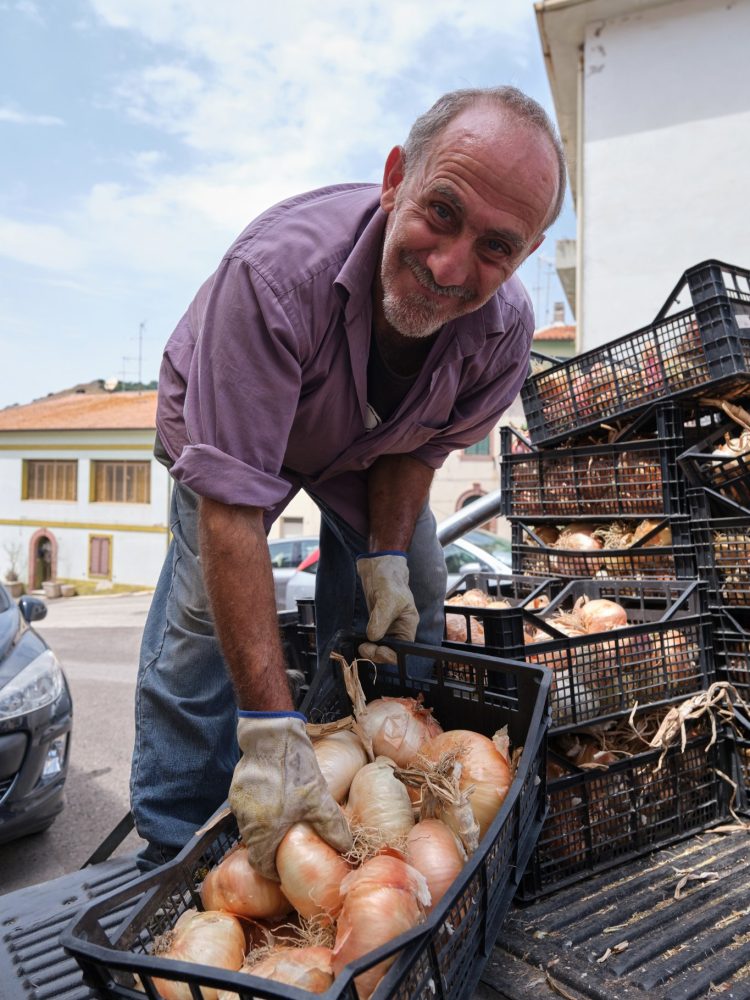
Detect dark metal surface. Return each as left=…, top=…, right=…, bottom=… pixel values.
left=491, top=831, right=750, bottom=1000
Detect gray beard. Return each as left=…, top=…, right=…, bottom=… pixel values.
left=380, top=247, right=476, bottom=339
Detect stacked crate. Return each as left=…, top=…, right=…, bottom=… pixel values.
left=448, top=259, right=750, bottom=896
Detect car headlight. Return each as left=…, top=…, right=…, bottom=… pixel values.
left=0, top=649, right=65, bottom=720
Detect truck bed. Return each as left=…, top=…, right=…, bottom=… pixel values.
left=2, top=832, right=748, bottom=1000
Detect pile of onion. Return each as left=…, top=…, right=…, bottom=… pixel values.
left=151, top=661, right=521, bottom=1000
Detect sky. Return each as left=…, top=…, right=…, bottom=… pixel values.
left=0, top=0, right=576, bottom=410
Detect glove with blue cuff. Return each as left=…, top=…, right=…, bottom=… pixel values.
left=228, top=711, right=352, bottom=880
left=356, top=550, right=419, bottom=663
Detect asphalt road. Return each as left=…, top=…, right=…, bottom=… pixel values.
left=0, top=592, right=154, bottom=895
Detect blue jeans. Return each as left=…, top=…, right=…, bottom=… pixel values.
left=130, top=481, right=447, bottom=855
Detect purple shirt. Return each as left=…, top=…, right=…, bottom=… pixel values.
left=158, top=183, right=534, bottom=538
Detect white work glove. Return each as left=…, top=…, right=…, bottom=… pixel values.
left=228, top=711, right=352, bottom=880
left=356, top=550, right=419, bottom=663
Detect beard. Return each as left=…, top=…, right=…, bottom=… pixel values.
left=380, top=237, right=478, bottom=340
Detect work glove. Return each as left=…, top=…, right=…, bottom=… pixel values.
left=356, top=550, right=419, bottom=664
left=228, top=711, right=352, bottom=881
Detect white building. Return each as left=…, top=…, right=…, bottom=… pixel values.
left=0, top=391, right=170, bottom=590
left=537, top=0, right=750, bottom=348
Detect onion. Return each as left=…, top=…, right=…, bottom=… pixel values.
left=346, top=757, right=415, bottom=841
left=550, top=528, right=603, bottom=575
left=574, top=597, right=628, bottom=632
left=405, top=820, right=466, bottom=912
left=200, top=846, right=292, bottom=920
left=218, top=947, right=334, bottom=998
left=276, top=822, right=352, bottom=921
left=313, top=730, right=368, bottom=802
left=153, top=909, right=245, bottom=1000
left=420, top=730, right=512, bottom=840
left=356, top=697, right=443, bottom=767
left=530, top=524, right=560, bottom=547
left=631, top=519, right=672, bottom=548
left=333, top=855, right=430, bottom=1000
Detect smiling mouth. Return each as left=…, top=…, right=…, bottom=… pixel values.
left=402, top=252, right=474, bottom=302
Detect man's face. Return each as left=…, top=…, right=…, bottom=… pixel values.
left=378, top=106, right=559, bottom=339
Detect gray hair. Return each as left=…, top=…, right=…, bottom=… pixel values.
left=402, top=86, right=567, bottom=230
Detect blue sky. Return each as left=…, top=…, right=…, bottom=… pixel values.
left=0, top=0, right=576, bottom=409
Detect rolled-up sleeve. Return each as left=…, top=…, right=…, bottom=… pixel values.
left=410, top=319, right=533, bottom=470
left=170, top=255, right=303, bottom=508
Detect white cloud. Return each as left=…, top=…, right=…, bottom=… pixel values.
left=0, top=217, right=86, bottom=270
left=0, top=106, right=64, bottom=126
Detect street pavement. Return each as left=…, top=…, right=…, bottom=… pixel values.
left=0, top=592, right=153, bottom=895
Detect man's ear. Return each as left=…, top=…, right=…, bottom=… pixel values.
left=527, top=234, right=546, bottom=258
left=380, top=146, right=406, bottom=213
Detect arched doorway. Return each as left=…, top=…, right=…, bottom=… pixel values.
left=29, top=529, right=57, bottom=590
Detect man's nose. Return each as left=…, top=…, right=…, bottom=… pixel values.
left=424, top=237, right=472, bottom=290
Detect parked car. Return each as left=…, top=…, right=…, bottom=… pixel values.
left=0, top=587, right=72, bottom=845
left=283, top=533, right=513, bottom=609
left=268, top=536, right=319, bottom=608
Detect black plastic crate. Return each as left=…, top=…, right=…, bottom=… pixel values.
left=734, top=736, right=750, bottom=815
left=711, top=607, right=750, bottom=706
left=518, top=730, right=732, bottom=901
left=689, top=491, right=750, bottom=608
left=501, top=404, right=688, bottom=519
left=679, top=414, right=750, bottom=512
left=444, top=571, right=556, bottom=649
left=62, top=637, right=550, bottom=1000
left=511, top=516, right=696, bottom=581
left=447, top=579, right=713, bottom=732
left=521, top=260, right=750, bottom=447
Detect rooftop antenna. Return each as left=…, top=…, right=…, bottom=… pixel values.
left=122, top=321, right=146, bottom=391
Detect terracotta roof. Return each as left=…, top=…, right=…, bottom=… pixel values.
left=533, top=324, right=576, bottom=342
left=0, top=391, right=158, bottom=431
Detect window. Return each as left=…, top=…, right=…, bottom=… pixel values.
left=89, top=535, right=112, bottom=577
left=23, top=460, right=77, bottom=500
left=280, top=517, right=304, bottom=537
left=464, top=435, right=491, bottom=456
left=91, top=461, right=151, bottom=503
left=268, top=540, right=296, bottom=569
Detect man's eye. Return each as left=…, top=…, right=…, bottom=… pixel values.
left=432, top=203, right=451, bottom=221
left=487, top=239, right=510, bottom=255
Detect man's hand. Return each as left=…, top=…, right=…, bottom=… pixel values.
left=229, top=712, right=352, bottom=880
left=356, top=551, right=419, bottom=663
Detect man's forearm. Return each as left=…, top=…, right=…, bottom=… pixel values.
left=199, top=497, right=293, bottom=712
left=367, top=455, right=434, bottom=551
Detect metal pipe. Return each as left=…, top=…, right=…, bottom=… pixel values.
left=435, top=489, right=503, bottom=545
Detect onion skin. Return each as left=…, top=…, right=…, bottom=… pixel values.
left=347, top=757, right=415, bottom=840
left=420, top=731, right=512, bottom=840
left=357, top=697, right=443, bottom=767
left=333, top=855, right=430, bottom=1000
left=218, top=947, right=334, bottom=998
left=313, top=730, right=368, bottom=802
left=575, top=598, right=628, bottom=632
left=405, top=820, right=465, bottom=912
left=200, top=847, right=292, bottom=920
left=153, top=910, right=245, bottom=1000
left=276, top=822, right=352, bottom=921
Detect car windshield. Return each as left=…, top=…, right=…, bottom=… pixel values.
left=463, top=529, right=511, bottom=560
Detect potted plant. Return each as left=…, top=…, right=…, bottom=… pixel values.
left=3, top=541, right=24, bottom=597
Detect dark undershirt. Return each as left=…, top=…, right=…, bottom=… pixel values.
left=366, top=330, right=420, bottom=425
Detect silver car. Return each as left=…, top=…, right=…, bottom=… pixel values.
left=283, top=531, right=512, bottom=610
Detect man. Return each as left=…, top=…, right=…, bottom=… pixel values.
left=131, top=85, right=565, bottom=877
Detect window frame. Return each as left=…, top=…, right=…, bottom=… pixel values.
left=22, top=459, right=78, bottom=501
left=90, top=459, right=152, bottom=504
